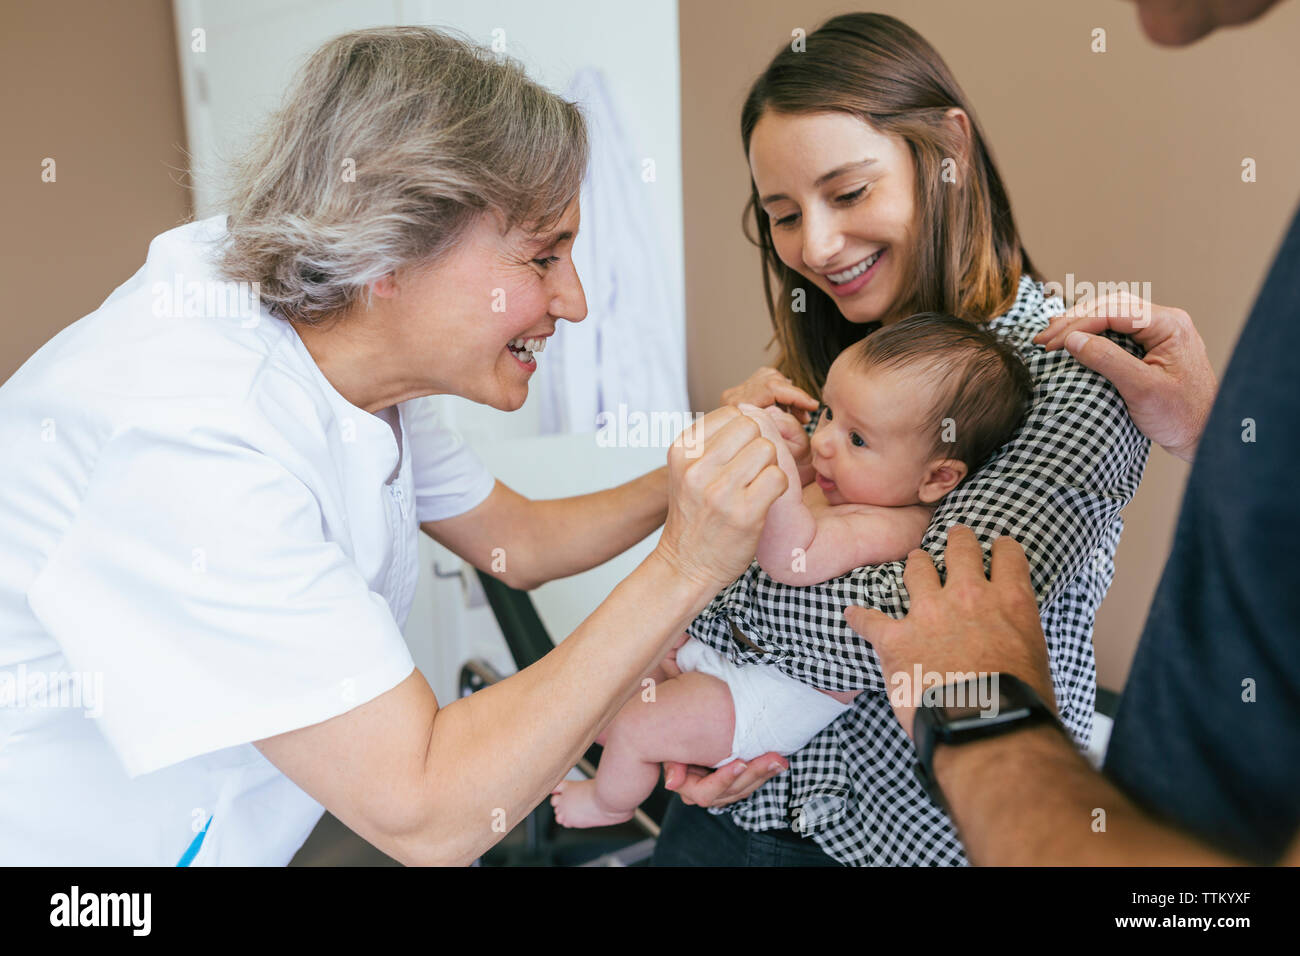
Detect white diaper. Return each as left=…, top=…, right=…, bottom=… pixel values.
left=674, top=637, right=853, bottom=768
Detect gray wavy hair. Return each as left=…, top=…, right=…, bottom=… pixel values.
left=217, top=26, right=589, bottom=323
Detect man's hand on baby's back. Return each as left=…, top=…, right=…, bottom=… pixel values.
left=843, top=525, right=1053, bottom=739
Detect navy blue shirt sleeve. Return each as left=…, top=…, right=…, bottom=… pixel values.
left=1104, top=205, right=1300, bottom=864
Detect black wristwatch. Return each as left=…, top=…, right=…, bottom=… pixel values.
left=912, top=673, right=1063, bottom=810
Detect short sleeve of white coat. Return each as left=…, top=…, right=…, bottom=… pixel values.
left=403, top=397, right=497, bottom=523
left=25, top=426, right=416, bottom=779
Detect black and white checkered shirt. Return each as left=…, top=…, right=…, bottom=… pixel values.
left=685, top=275, right=1151, bottom=865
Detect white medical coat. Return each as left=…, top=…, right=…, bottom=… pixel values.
left=0, top=216, right=495, bottom=864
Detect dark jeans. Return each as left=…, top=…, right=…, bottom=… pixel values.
left=651, top=798, right=843, bottom=866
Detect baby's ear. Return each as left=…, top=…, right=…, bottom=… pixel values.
left=918, top=459, right=967, bottom=503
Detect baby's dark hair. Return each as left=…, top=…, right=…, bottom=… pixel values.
left=846, top=313, right=1034, bottom=478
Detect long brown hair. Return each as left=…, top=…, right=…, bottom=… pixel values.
left=741, top=13, right=1037, bottom=398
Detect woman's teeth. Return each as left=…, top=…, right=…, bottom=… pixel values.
left=828, top=250, right=882, bottom=284
left=507, top=336, right=547, bottom=361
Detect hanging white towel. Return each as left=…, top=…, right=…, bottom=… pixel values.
left=535, top=67, right=690, bottom=434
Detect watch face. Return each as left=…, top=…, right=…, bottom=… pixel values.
left=935, top=686, right=1030, bottom=730
left=944, top=702, right=1031, bottom=732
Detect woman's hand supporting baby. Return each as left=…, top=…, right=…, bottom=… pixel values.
left=723, top=368, right=818, bottom=485
left=721, top=366, right=821, bottom=423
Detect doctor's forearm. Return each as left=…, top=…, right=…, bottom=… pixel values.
left=516, top=466, right=669, bottom=587
left=404, top=548, right=712, bottom=865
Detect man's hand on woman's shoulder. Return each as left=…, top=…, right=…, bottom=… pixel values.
left=1035, top=291, right=1216, bottom=462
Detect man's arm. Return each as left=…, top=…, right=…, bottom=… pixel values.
left=845, top=526, right=1298, bottom=866
left=421, top=467, right=668, bottom=591
left=932, top=724, right=1242, bottom=865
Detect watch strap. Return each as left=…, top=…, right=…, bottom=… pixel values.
left=913, top=673, right=1061, bottom=809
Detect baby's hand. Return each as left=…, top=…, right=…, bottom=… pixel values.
left=762, top=406, right=812, bottom=462
left=736, top=402, right=777, bottom=427
left=739, top=403, right=810, bottom=484
left=737, top=402, right=797, bottom=456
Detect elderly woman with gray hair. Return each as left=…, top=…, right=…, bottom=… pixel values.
left=0, top=26, right=787, bottom=865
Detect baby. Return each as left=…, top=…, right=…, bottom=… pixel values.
left=551, top=312, right=1034, bottom=829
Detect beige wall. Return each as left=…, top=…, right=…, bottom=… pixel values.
left=679, top=0, right=1300, bottom=690
left=0, top=0, right=191, bottom=384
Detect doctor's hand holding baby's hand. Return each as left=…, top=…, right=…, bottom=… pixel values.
left=1035, top=291, right=1216, bottom=463
left=736, top=402, right=814, bottom=487
left=722, top=366, right=821, bottom=425
left=653, top=406, right=788, bottom=593
left=843, top=526, right=1055, bottom=740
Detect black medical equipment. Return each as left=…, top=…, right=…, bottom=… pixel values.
left=460, top=570, right=672, bottom=866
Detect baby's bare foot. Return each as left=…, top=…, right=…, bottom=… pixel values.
left=549, top=780, right=634, bottom=829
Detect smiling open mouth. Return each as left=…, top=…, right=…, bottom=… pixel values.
left=827, top=249, right=883, bottom=285
left=506, top=336, right=547, bottom=366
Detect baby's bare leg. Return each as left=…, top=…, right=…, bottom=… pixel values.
left=818, top=688, right=862, bottom=705
left=552, top=672, right=736, bottom=828
left=594, top=631, right=690, bottom=748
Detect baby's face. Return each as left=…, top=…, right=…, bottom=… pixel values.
left=810, top=356, right=940, bottom=507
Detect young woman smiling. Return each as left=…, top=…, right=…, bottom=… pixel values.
left=653, top=13, right=1151, bottom=866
